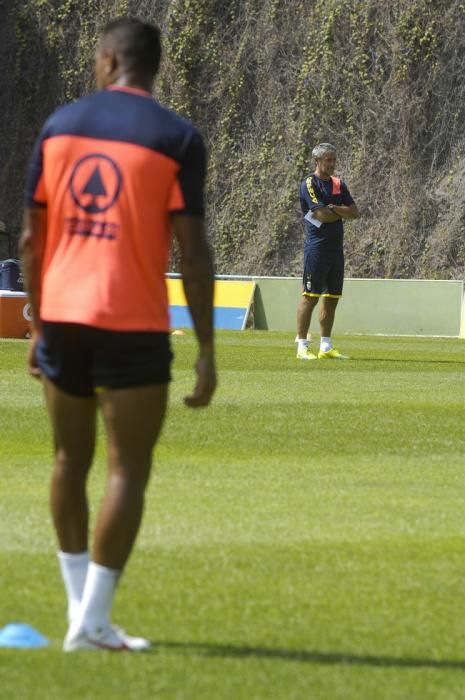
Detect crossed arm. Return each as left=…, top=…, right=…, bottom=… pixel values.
left=312, top=202, right=359, bottom=223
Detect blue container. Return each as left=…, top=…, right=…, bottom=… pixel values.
left=0, top=259, right=24, bottom=291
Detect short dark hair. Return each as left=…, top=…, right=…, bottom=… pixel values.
left=101, top=17, right=162, bottom=78
left=312, top=143, right=336, bottom=160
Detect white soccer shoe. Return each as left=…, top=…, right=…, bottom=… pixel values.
left=63, top=624, right=151, bottom=652
left=296, top=345, right=317, bottom=360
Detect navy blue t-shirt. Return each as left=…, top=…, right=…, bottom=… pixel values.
left=300, top=174, right=354, bottom=252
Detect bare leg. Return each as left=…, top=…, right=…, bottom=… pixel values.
left=319, top=297, right=339, bottom=338
left=93, top=383, right=168, bottom=570
left=297, top=295, right=319, bottom=339
left=63, top=383, right=169, bottom=649
left=44, top=378, right=97, bottom=553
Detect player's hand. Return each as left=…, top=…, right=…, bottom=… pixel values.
left=27, top=330, right=42, bottom=380
left=184, top=350, right=216, bottom=408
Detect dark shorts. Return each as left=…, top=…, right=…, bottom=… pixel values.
left=37, top=322, right=173, bottom=397
left=302, top=247, right=344, bottom=298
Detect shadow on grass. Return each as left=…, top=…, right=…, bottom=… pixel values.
left=152, top=640, right=465, bottom=670
left=346, top=357, right=465, bottom=366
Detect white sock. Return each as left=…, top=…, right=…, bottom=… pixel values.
left=57, top=550, right=89, bottom=623
left=74, top=562, right=121, bottom=635
left=320, top=336, right=333, bottom=352
left=298, top=339, right=310, bottom=349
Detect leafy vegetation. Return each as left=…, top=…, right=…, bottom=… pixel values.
left=2, top=0, right=465, bottom=278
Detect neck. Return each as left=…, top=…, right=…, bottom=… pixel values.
left=112, top=73, right=153, bottom=93
left=315, top=169, right=331, bottom=181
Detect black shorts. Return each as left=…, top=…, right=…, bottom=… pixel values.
left=302, top=247, right=344, bottom=298
left=37, top=322, right=173, bottom=397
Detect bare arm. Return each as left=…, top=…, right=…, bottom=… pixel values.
left=329, top=203, right=359, bottom=220
left=313, top=203, right=359, bottom=223
left=19, top=206, right=47, bottom=377
left=312, top=208, right=340, bottom=223
left=172, top=215, right=217, bottom=408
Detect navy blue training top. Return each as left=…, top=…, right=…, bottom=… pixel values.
left=300, top=174, right=355, bottom=252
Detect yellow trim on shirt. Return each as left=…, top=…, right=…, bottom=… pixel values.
left=306, top=177, right=319, bottom=204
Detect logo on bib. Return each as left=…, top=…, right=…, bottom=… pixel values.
left=68, top=154, right=122, bottom=214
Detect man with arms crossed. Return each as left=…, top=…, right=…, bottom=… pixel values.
left=296, top=143, right=359, bottom=360
left=20, top=17, right=216, bottom=652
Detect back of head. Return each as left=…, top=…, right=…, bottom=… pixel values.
left=101, top=16, right=162, bottom=80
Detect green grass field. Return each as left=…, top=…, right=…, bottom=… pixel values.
left=1, top=331, right=465, bottom=699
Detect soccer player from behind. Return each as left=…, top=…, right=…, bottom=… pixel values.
left=296, top=143, right=359, bottom=360
left=20, top=17, right=216, bottom=651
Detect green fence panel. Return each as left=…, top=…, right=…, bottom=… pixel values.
left=252, top=277, right=464, bottom=337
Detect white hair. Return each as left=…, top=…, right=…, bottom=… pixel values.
left=312, top=143, right=337, bottom=160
